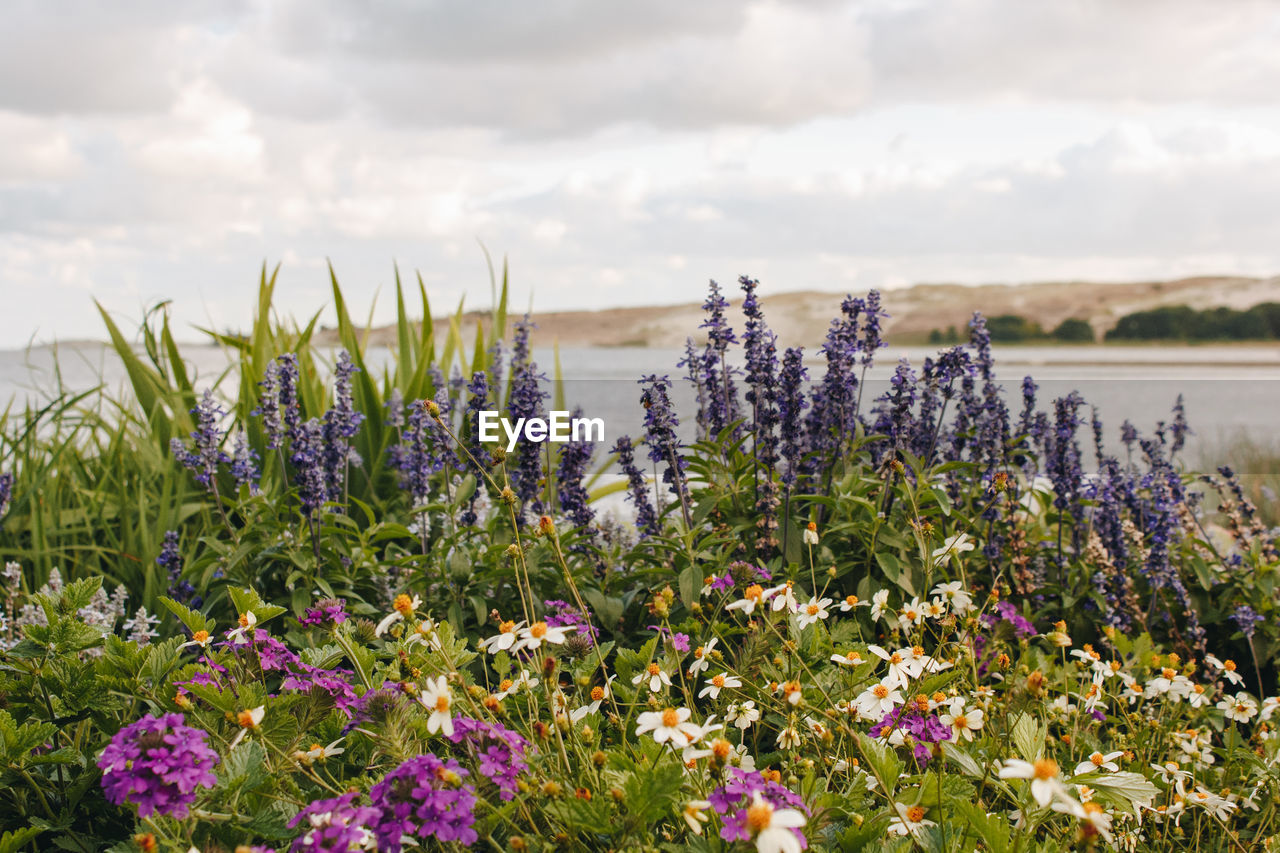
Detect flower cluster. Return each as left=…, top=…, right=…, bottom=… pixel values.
left=97, top=713, right=220, bottom=818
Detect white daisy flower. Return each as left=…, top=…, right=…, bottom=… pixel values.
left=632, top=662, right=672, bottom=693
left=635, top=707, right=704, bottom=749
left=698, top=672, right=742, bottom=700
left=419, top=675, right=455, bottom=737
left=795, top=597, right=832, bottom=629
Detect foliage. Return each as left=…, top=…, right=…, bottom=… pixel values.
left=0, top=271, right=1276, bottom=851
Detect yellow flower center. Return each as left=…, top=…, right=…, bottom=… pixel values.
left=953, top=714, right=968, bottom=728
left=712, top=738, right=732, bottom=759
left=1224, top=659, right=1237, bottom=671
left=845, top=595, right=858, bottom=605
left=846, top=652, right=861, bottom=662
left=1162, top=668, right=1176, bottom=679
left=661, top=708, right=680, bottom=728
left=591, top=686, right=604, bottom=701
left=907, top=805, right=926, bottom=823
left=744, top=584, right=763, bottom=601
left=435, top=695, right=451, bottom=713
left=498, top=679, right=513, bottom=692
left=712, top=675, right=726, bottom=688
left=393, top=594, right=413, bottom=615
left=1090, top=752, right=1106, bottom=766
left=499, top=620, right=516, bottom=634
left=1033, top=758, right=1059, bottom=780
left=238, top=613, right=251, bottom=628
left=647, top=663, right=661, bottom=676
left=746, top=800, right=774, bottom=832
left=694, top=646, right=705, bottom=659
left=806, top=604, right=820, bottom=615
left=192, top=630, right=209, bottom=643
left=529, top=622, right=548, bottom=638
left=873, top=685, right=889, bottom=699
left=889, top=653, right=903, bottom=665
left=236, top=710, right=258, bottom=729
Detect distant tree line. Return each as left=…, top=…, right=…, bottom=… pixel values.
left=1104, top=303, right=1280, bottom=341
left=928, top=314, right=1095, bottom=344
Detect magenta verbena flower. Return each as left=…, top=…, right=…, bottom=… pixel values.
left=97, top=712, right=219, bottom=819
left=709, top=767, right=809, bottom=848
left=300, top=598, right=348, bottom=629
left=288, top=791, right=381, bottom=853
left=369, top=754, right=478, bottom=849
left=869, top=705, right=952, bottom=767
left=446, top=717, right=530, bottom=801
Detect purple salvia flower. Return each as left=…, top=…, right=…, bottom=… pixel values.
left=1170, top=394, right=1191, bottom=455
left=290, top=418, right=330, bottom=516
left=385, top=388, right=405, bottom=430
left=699, top=280, right=739, bottom=437
left=171, top=389, right=230, bottom=488
left=157, top=530, right=197, bottom=605
left=678, top=337, right=710, bottom=439
left=97, top=713, right=219, bottom=819
left=872, top=359, right=918, bottom=454
left=1232, top=604, right=1263, bottom=639
left=639, top=374, right=690, bottom=522
left=555, top=408, right=596, bottom=531
left=255, top=358, right=285, bottom=450
left=0, top=471, right=13, bottom=523
left=778, top=347, right=808, bottom=487
left=860, top=290, right=888, bottom=369
left=508, top=316, right=548, bottom=512
left=230, top=429, right=261, bottom=494
left=613, top=435, right=658, bottom=536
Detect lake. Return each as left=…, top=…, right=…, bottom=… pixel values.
left=4, top=342, right=1279, bottom=475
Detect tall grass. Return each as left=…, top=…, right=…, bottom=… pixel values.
left=0, top=261, right=513, bottom=606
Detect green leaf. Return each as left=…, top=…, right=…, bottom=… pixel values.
left=949, top=800, right=1009, bottom=853
left=1009, top=712, right=1045, bottom=762
left=0, top=828, right=44, bottom=853
left=159, top=596, right=210, bottom=635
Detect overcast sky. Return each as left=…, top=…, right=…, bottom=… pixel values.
left=6, top=0, right=1280, bottom=344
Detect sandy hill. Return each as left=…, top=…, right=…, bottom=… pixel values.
left=338, top=275, right=1280, bottom=350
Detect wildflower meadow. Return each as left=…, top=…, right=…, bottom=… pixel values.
left=0, top=268, right=1277, bottom=852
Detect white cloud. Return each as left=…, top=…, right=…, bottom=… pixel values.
left=5, top=2, right=1280, bottom=346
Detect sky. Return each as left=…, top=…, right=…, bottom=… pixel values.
left=7, top=0, right=1280, bottom=344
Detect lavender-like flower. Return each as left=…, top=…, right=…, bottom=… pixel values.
left=291, top=419, right=330, bottom=516
left=1232, top=604, right=1264, bottom=639
left=287, top=791, right=381, bottom=853
left=97, top=713, right=219, bottom=819
left=369, top=754, right=479, bottom=849
left=256, top=354, right=302, bottom=449
left=699, top=280, right=739, bottom=437
left=1169, top=394, right=1192, bottom=455
left=613, top=436, right=658, bottom=536
left=321, top=351, right=365, bottom=499
left=872, top=359, right=918, bottom=453
left=555, top=408, right=596, bottom=530
left=508, top=317, right=549, bottom=511
left=157, top=530, right=197, bottom=605
left=0, top=472, right=11, bottom=522
left=639, top=374, right=690, bottom=524
left=777, top=347, right=809, bottom=488
left=230, top=429, right=261, bottom=494
left=170, top=389, right=230, bottom=488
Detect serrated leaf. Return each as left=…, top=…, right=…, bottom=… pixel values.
left=159, top=596, right=210, bottom=635
left=1088, top=771, right=1158, bottom=815
left=0, top=828, right=44, bottom=853
left=1009, top=712, right=1045, bottom=762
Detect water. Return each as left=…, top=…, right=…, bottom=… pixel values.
left=4, top=341, right=1279, bottom=471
